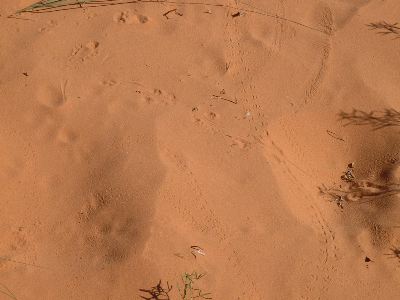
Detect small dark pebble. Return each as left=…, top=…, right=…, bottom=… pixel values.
left=22, top=72, right=28, bottom=77
left=365, top=256, right=372, bottom=263
left=232, top=12, right=241, bottom=18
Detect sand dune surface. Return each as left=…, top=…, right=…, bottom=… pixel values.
left=1, top=1, right=400, bottom=299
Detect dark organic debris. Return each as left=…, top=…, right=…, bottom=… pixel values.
left=163, top=8, right=183, bottom=19
left=190, top=245, right=206, bottom=258
left=341, top=163, right=355, bottom=182
left=139, top=280, right=172, bottom=300
left=231, top=12, right=240, bottom=18
left=326, top=130, right=344, bottom=142
left=211, top=94, right=238, bottom=104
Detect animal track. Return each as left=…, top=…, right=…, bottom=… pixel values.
left=113, top=11, right=149, bottom=25
left=0, top=155, right=23, bottom=180
left=101, top=79, right=117, bottom=87
left=38, top=19, right=58, bottom=33
left=230, top=137, right=251, bottom=149
left=32, top=85, right=71, bottom=143
left=158, top=144, right=261, bottom=298
left=77, top=191, right=139, bottom=265
left=70, top=40, right=100, bottom=62
left=304, top=6, right=333, bottom=103
left=8, top=229, right=28, bottom=253
left=263, top=135, right=338, bottom=296
left=36, top=85, right=64, bottom=108
left=0, top=227, right=31, bottom=270
left=246, top=1, right=290, bottom=54
left=79, top=192, right=110, bottom=222
left=135, top=86, right=176, bottom=106
left=57, top=127, right=77, bottom=145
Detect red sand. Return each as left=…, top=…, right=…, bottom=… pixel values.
left=1, top=1, right=400, bottom=299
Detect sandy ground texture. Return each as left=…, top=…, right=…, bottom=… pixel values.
left=1, top=0, right=400, bottom=299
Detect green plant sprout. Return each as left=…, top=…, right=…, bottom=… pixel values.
left=178, top=272, right=212, bottom=300
left=15, top=0, right=90, bottom=14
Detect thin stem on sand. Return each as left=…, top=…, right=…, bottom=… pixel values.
left=11, top=0, right=330, bottom=35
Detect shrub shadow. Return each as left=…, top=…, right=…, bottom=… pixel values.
left=338, top=108, right=400, bottom=130
left=367, top=21, right=400, bottom=39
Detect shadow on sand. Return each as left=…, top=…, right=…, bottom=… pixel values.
left=384, top=246, right=400, bottom=262
left=338, top=108, right=400, bottom=130
left=367, top=21, right=400, bottom=39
